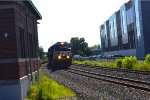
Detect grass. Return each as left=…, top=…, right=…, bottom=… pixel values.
left=73, top=59, right=150, bottom=71
left=26, top=73, right=76, bottom=100
left=73, top=60, right=116, bottom=68
left=134, top=62, right=150, bottom=71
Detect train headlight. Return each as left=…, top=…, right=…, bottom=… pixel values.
left=61, top=42, right=64, bottom=45
left=67, top=55, right=70, bottom=59
left=58, top=55, right=61, bottom=59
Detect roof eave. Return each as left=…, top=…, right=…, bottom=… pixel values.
left=25, top=0, right=42, bottom=20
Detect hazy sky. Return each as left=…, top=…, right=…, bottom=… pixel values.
left=32, top=0, right=129, bottom=51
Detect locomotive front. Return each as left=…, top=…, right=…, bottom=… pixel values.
left=48, top=42, right=72, bottom=68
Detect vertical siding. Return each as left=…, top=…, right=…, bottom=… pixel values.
left=0, top=1, right=41, bottom=100
left=141, top=1, right=150, bottom=56
left=0, top=8, right=17, bottom=59
left=15, top=2, right=41, bottom=78
left=0, top=2, right=41, bottom=80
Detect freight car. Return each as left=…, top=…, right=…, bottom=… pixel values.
left=48, top=42, right=72, bottom=68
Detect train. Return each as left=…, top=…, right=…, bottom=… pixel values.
left=48, top=42, right=72, bottom=68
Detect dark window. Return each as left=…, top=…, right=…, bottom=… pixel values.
left=19, top=27, right=26, bottom=58
left=33, top=35, right=36, bottom=57
left=126, top=0, right=132, bottom=10
left=28, top=33, right=38, bottom=58
left=127, top=23, right=134, bottom=32
left=54, top=44, right=71, bottom=51
left=29, top=33, right=34, bottom=58
left=35, top=36, right=38, bottom=57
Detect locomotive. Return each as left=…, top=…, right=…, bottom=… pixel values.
left=48, top=42, right=72, bottom=68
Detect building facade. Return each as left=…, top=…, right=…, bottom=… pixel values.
left=0, top=1, right=42, bottom=100
left=100, top=0, right=150, bottom=59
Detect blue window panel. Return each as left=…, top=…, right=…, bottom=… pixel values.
left=134, top=0, right=141, bottom=39
left=120, top=4, right=128, bottom=44
left=104, top=22, right=108, bottom=48
left=100, top=24, right=105, bottom=49
left=109, top=13, right=118, bottom=46
left=127, top=7, right=134, bottom=25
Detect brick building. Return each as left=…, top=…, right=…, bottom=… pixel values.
left=0, top=1, right=42, bottom=100
left=100, top=0, right=150, bottom=59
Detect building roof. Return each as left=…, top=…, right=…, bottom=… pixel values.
left=25, top=0, right=42, bottom=20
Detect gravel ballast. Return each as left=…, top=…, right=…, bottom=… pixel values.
left=44, top=64, right=150, bottom=100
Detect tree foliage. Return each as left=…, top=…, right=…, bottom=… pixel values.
left=39, top=46, right=45, bottom=59
left=90, top=44, right=101, bottom=50
left=70, top=37, right=92, bottom=56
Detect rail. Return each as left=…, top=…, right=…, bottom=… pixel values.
left=67, top=67, right=150, bottom=92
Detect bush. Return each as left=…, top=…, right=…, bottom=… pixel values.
left=144, top=54, right=150, bottom=64
left=122, top=56, right=137, bottom=69
left=73, top=57, right=150, bottom=71
left=115, top=59, right=122, bottom=68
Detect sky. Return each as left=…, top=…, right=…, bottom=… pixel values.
left=32, top=0, right=129, bottom=51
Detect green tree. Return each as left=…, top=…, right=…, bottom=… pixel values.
left=39, top=46, right=45, bottom=60
left=84, top=47, right=92, bottom=56
left=78, top=50, right=84, bottom=56
left=70, top=37, right=92, bottom=56
left=90, top=44, right=101, bottom=50
left=70, top=37, right=79, bottom=55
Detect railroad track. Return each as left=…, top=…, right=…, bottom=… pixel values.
left=67, top=67, right=150, bottom=92
left=73, top=63, right=150, bottom=75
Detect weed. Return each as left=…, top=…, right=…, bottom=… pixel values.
left=144, top=54, right=150, bottom=64
left=122, top=56, right=137, bottom=69
left=73, top=57, right=150, bottom=71
left=27, top=73, right=76, bottom=100
left=115, top=59, right=122, bottom=68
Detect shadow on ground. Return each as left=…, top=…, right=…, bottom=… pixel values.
left=46, top=63, right=70, bottom=72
